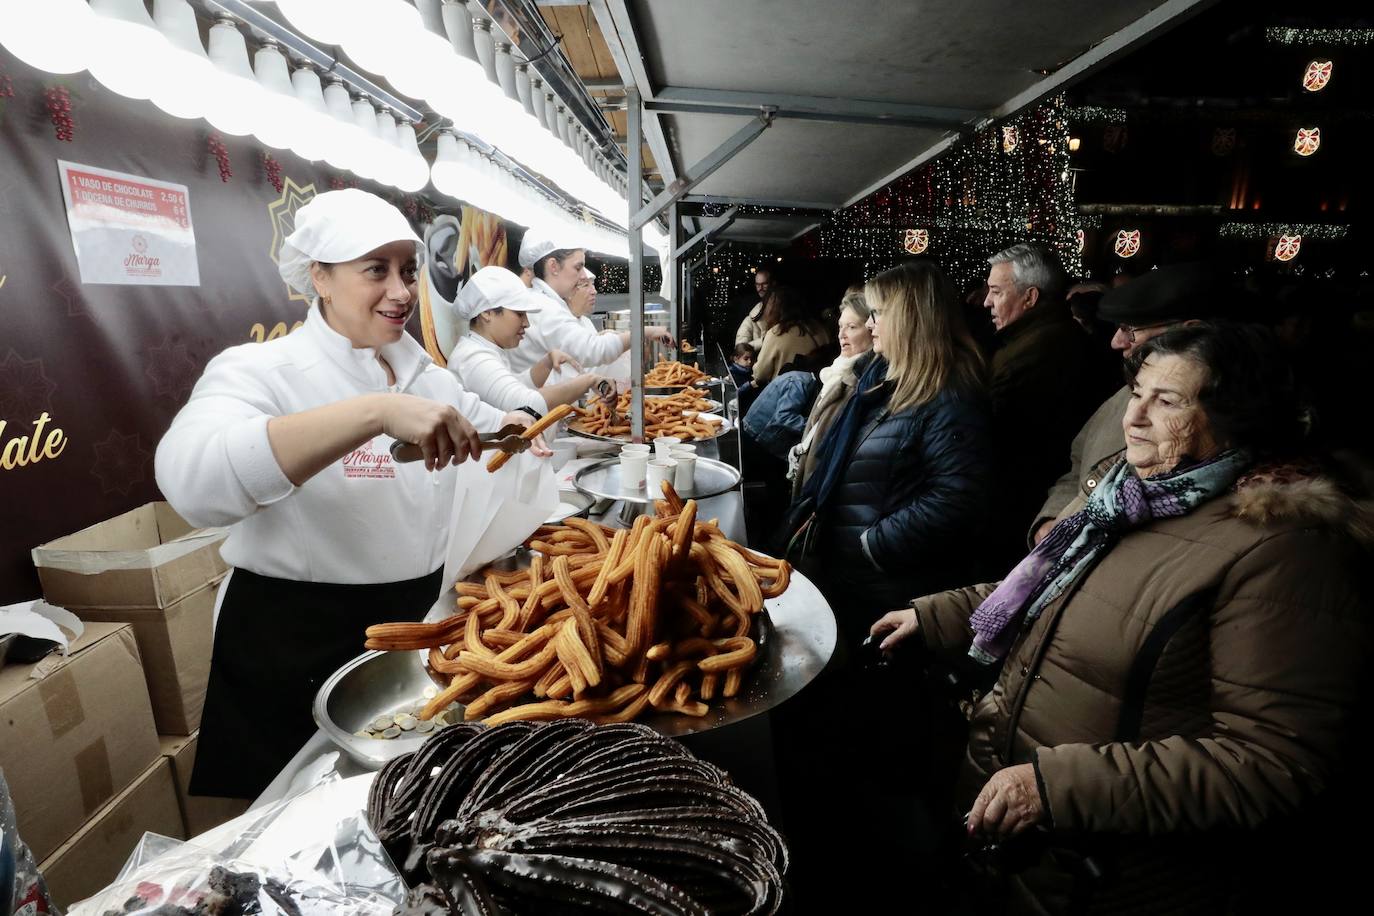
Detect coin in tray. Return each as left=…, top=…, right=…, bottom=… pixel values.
left=352, top=685, right=460, bottom=740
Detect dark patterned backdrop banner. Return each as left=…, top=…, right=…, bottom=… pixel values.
left=0, top=46, right=511, bottom=603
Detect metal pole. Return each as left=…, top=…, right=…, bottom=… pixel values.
left=681, top=259, right=692, bottom=349
left=627, top=86, right=645, bottom=443
left=667, top=202, right=681, bottom=346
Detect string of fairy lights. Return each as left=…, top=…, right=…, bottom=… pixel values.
left=603, top=31, right=1360, bottom=321
left=593, top=261, right=661, bottom=294
left=814, top=95, right=1083, bottom=288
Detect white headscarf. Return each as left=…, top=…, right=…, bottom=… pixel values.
left=277, top=189, right=423, bottom=299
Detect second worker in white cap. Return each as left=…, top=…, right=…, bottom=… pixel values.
left=507, top=226, right=673, bottom=375
left=449, top=266, right=599, bottom=413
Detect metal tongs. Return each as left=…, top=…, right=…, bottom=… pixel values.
left=389, top=423, right=530, bottom=463
left=595, top=379, right=623, bottom=426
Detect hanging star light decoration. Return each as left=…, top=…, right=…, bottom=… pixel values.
left=1273, top=234, right=1303, bottom=262
left=1113, top=229, right=1141, bottom=258
left=1302, top=60, right=1333, bottom=91
left=1294, top=127, right=1321, bottom=156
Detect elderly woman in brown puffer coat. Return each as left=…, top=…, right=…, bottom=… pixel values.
left=873, top=322, right=1371, bottom=914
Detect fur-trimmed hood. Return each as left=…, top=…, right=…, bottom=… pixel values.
left=1230, top=461, right=1374, bottom=547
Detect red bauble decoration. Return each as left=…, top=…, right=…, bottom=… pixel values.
left=44, top=86, right=74, bottom=142
left=207, top=131, right=232, bottom=181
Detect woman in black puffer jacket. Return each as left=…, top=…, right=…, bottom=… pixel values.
left=772, top=260, right=991, bottom=911
left=793, top=259, right=992, bottom=645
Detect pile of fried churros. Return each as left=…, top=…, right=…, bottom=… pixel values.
left=569, top=389, right=724, bottom=440
left=364, top=483, right=791, bottom=726
left=644, top=358, right=711, bottom=388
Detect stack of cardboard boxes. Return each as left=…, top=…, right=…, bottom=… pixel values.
left=1, top=502, right=248, bottom=907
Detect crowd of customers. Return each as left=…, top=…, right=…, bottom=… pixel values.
left=730, top=244, right=1372, bottom=913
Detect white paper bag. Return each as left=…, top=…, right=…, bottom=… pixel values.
left=439, top=450, right=558, bottom=599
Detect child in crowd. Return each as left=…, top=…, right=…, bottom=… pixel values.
left=728, top=342, right=757, bottom=390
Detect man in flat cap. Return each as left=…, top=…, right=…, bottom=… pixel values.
left=1029, top=262, right=1230, bottom=545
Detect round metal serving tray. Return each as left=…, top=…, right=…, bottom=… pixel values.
left=573, top=456, right=740, bottom=505
left=313, top=555, right=837, bottom=762
left=544, top=488, right=595, bottom=524
left=313, top=648, right=459, bottom=769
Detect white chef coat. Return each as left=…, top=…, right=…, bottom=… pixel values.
left=507, top=277, right=624, bottom=374
left=155, top=306, right=506, bottom=584
left=448, top=332, right=548, bottom=414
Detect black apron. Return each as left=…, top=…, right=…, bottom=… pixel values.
left=190, top=565, right=443, bottom=800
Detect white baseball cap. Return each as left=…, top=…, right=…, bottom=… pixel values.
left=456, top=266, right=544, bottom=320
left=277, top=189, right=422, bottom=297
left=518, top=225, right=584, bottom=269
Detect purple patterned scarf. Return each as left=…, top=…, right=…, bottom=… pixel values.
left=968, top=450, right=1250, bottom=666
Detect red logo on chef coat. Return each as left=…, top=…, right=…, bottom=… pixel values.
left=342, top=439, right=396, bottom=478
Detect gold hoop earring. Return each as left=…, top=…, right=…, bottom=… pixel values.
left=322, top=296, right=331, bottom=307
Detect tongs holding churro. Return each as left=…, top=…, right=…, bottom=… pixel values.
left=389, top=423, right=531, bottom=464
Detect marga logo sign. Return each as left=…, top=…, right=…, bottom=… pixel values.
left=124, top=233, right=162, bottom=278
left=0, top=412, right=68, bottom=471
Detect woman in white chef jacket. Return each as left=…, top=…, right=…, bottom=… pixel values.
left=449, top=266, right=599, bottom=412
left=154, top=190, right=542, bottom=799
left=506, top=228, right=674, bottom=374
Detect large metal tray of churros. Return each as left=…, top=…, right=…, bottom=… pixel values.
left=436, top=549, right=836, bottom=740
left=314, top=551, right=837, bottom=765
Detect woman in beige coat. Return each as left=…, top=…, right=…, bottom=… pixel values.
left=751, top=287, right=832, bottom=385
left=873, top=322, right=1371, bottom=913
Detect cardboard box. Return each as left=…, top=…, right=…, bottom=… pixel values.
left=0, top=622, right=161, bottom=862
left=38, top=758, right=185, bottom=910
left=77, top=581, right=219, bottom=736
left=32, top=502, right=228, bottom=610
left=160, top=732, right=250, bottom=838
left=32, top=502, right=226, bottom=736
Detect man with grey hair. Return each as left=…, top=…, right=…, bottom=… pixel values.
left=982, top=242, right=1096, bottom=567
left=984, top=242, right=1065, bottom=331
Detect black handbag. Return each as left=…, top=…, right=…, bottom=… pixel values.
left=773, top=494, right=822, bottom=573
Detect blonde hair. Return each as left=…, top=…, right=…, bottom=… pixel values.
left=865, top=261, right=984, bottom=414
